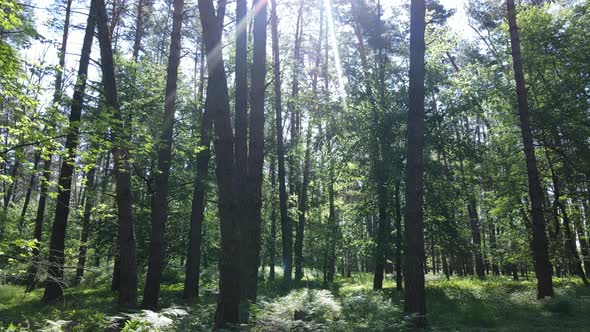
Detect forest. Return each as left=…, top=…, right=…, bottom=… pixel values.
left=1, top=0, right=590, bottom=330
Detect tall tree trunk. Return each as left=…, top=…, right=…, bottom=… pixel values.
left=468, top=196, right=486, bottom=278
left=183, top=39, right=210, bottom=301
left=198, top=0, right=240, bottom=327
left=95, top=0, right=139, bottom=308
left=183, top=108, right=211, bottom=300
left=25, top=0, right=72, bottom=285
left=295, top=4, right=322, bottom=283
left=326, top=154, right=336, bottom=284
left=132, top=0, right=144, bottom=62
left=234, top=0, right=248, bottom=309
left=545, top=154, right=587, bottom=282
left=270, top=0, right=292, bottom=288
left=403, top=0, right=427, bottom=324
left=506, top=0, right=554, bottom=298
left=288, top=5, right=304, bottom=280
left=142, top=0, right=184, bottom=311
left=241, top=0, right=267, bottom=306
left=74, top=156, right=98, bottom=284
left=234, top=0, right=248, bottom=224
left=42, top=2, right=96, bottom=303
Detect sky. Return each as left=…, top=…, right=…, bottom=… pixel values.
left=26, top=0, right=473, bottom=108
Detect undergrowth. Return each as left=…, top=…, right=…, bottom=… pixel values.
left=1, top=272, right=590, bottom=331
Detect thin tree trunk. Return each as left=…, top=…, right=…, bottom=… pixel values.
left=95, top=0, right=139, bottom=308
left=269, top=155, right=277, bottom=281
left=288, top=5, right=304, bottom=283
left=74, top=156, right=98, bottom=284
left=142, top=0, right=184, bottom=311
left=295, top=4, right=322, bottom=283
left=42, top=2, right=96, bottom=303
left=468, top=196, right=485, bottom=278
left=403, top=0, right=427, bottom=325
left=489, top=219, right=500, bottom=276
left=394, top=181, right=403, bottom=290
left=18, top=152, right=40, bottom=232
left=506, top=0, right=554, bottom=298
left=270, top=0, right=292, bottom=288
left=234, top=0, right=248, bottom=310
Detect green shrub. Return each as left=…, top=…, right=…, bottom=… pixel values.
left=544, top=295, right=576, bottom=315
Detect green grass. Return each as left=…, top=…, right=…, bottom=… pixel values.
left=1, top=272, right=590, bottom=331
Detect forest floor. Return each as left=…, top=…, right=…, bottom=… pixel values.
left=1, top=269, right=590, bottom=331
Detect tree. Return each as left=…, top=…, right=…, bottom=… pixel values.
left=197, top=0, right=241, bottom=327
left=506, top=0, right=553, bottom=299
left=270, top=0, right=292, bottom=288
left=143, top=0, right=185, bottom=311
left=403, top=0, right=427, bottom=325
left=95, top=0, right=139, bottom=308
left=26, top=0, right=73, bottom=291
left=42, top=1, right=96, bottom=303
left=242, top=0, right=267, bottom=304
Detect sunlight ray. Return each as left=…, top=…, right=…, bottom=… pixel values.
left=324, top=0, right=348, bottom=111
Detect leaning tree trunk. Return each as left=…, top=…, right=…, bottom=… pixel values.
left=26, top=0, right=72, bottom=292
left=142, top=0, right=184, bottom=311
left=183, top=40, right=211, bottom=300
left=95, top=0, right=139, bottom=308
left=506, top=0, right=554, bottom=299
left=403, top=0, right=427, bottom=325
left=42, top=2, right=96, bottom=303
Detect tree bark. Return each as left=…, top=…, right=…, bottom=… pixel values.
left=142, top=0, right=184, bottom=311
left=198, top=0, right=240, bottom=327
left=270, top=0, right=292, bottom=288
left=42, top=1, right=96, bottom=303
left=269, top=155, right=277, bottom=281
left=74, top=156, right=98, bottom=284
left=26, top=0, right=72, bottom=290
left=183, top=39, right=210, bottom=301
left=95, top=0, right=139, bottom=308
left=295, top=4, right=322, bottom=283
left=506, top=0, right=554, bottom=298
left=132, top=0, right=144, bottom=62
left=241, top=0, right=267, bottom=305
left=403, top=0, right=427, bottom=325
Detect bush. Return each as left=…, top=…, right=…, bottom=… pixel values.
left=544, top=295, right=576, bottom=315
